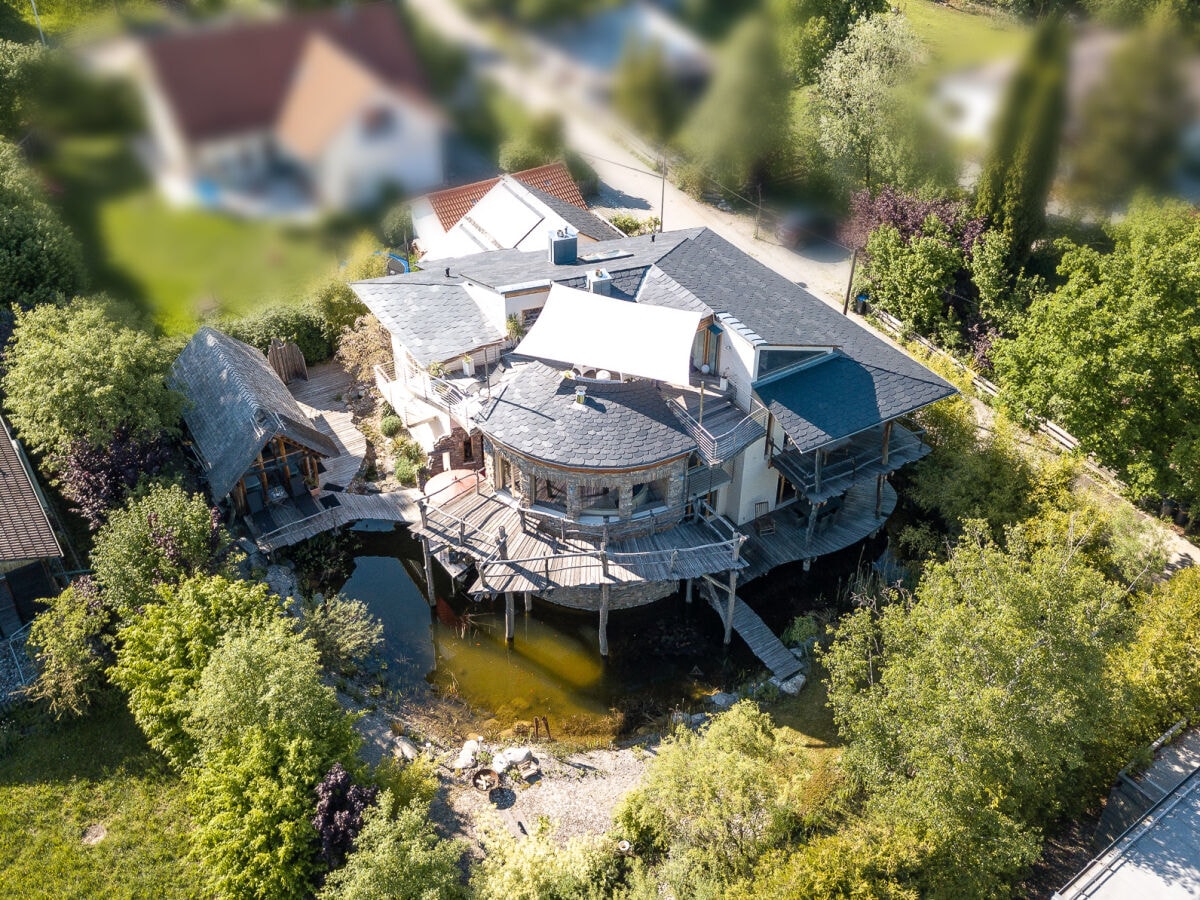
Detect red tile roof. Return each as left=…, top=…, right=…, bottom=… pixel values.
left=143, top=3, right=429, bottom=142
left=0, top=418, right=61, bottom=563
left=425, top=162, right=589, bottom=233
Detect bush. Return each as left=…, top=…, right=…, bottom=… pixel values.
left=25, top=579, right=114, bottom=719
left=379, top=203, right=412, bottom=250
left=372, top=755, right=439, bottom=811
left=313, top=762, right=378, bottom=870
left=220, top=302, right=333, bottom=363
left=379, top=416, right=403, bottom=438
left=298, top=593, right=384, bottom=676
left=394, top=457, right=419, bottom=486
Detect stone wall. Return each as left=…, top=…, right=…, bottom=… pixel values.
left=545, top=579, right=678, bottom=611
left=427, top=426, right=484, bottom=477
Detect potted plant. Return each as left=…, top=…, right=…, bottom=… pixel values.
left=428, top=360, right=446, bottom=378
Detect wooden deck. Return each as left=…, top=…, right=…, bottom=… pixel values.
left=288, top=363, right=368, bottom=490
left=739, top=480, right=897, bottom=584
left=707, top=592, right=803, bottom=680
left=256, top=490, right=421, bottom=553
left=412, top=485, right=746, bottom=595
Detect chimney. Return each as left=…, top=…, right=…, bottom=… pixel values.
left=548, top=228, right=578, bottom=265
left=575, top=384, right=587, bottom=404
left=586, top=268, right=613, bottom=296
left=444, top=267, right=450, bottom=278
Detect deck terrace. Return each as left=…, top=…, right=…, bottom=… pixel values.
left=739, top=480, right=897, bottom=584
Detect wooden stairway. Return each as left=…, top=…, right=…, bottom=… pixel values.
left=707, top=592, right=803, bottom=680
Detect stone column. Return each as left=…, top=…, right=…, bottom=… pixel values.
left=517, top=467, right=534, bottom=507
left=618, top=483, right=634, bottom=520
left=666, top=468, right=684, bottom=511
left=566, top=483, right=582, bottom=519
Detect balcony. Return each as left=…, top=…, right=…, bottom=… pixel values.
left=665, top=387, right=769, bottom=466
left=772, top=422, right=929, bottom=504
left=373, top=361, right=492, bottom=433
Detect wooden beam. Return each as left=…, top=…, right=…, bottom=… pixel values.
left=724, top=570, right=738, bottom=645
left=881, top=421, right=893, bottom=467
left=599, top=582, right=610, bottom=656
left=422, top=537, right=436, bottom=606
left=684, top=577, right=693, bottom=604
left=505, top=591, right=515, bottom=643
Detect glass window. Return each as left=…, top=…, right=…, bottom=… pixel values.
left=757, top=347, right=830, bottom=381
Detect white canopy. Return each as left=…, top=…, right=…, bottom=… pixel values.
left=515, top=283, right=702, bottom=385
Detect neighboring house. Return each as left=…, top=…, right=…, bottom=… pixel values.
left=133, top=3, right=444, bottom=214
left=172, top=327, right=338, bottom=517
left=0, top=417, right=64, bottom=637
left=533, top=1, right=711, bottom=105
left=352, top=227, right=955, bottom=654
left=1054, top=724, right=1200, bottom=900
left=411, top=162, right=622, bottom=261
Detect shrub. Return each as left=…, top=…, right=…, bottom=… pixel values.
left=220, top=302, right=333, bottom=363
left=372, top=755, right=439, bottom=811
left=379, top=203, right=413, bottom=249
left=313, top=762, right=379, bottom=870
left=379, top=416, right=403, bottom=438
left=25, top=579, right=114, bottom=719
left=298, top=593, right=384, bottom=676
left=394, top=457, right=419, bottom=486
left=55, top=428, right=175, bottom=529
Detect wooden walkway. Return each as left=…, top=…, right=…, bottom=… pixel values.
left=707, top=592, right=803, bottom=680
left=739, top=481, right=897, bottom=584
left=256, top=490, right=420, bottom=553
left=288, top=363, right=367, bottom=490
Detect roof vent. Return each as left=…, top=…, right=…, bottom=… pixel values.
left=444, top=266, right=450, bottom=278
left=586, top=268, right=613, bottom=296
left=574, top=384, right=587, bottom=404
left=548, top=228, right=578, bottom=265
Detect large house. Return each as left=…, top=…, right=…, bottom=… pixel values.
left=411, top=162, right=622, bottom=261
left=352, top=227, right=955, bottom=655
left=133, top=3, right=444, bottom=213
left=0, top=417, right=64, bottom=637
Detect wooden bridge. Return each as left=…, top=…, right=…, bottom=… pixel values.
left=707, top=591, right=803, bottom=680
left=255, top=490, right=420, bottom=553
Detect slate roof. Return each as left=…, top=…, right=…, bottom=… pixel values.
left=0, top=418, right=61, bottom=563
left=171, top=328, right=339, bottom=500
left=475, top=363, right=696, bottom=469
left=142, top=3, right=429, bottom=142
left=350, top=276, right=506, bottom=367
left=756, top=354, right=955, bottom=454
left=424, top=162, right=593, bottom=233
left=522, top=184, right=623, bottom=241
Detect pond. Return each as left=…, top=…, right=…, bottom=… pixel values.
left=326, top=521, right=887, bottom=737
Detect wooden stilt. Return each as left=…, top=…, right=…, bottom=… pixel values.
left=524, top=591, right=532, bottom=613
left=422, top=537, right=436, bottom=606
left=724, top=570, right=738, bottom=645
left=875, top=475, right=884, bottom=517
left=505, top=591, right=515, bottom=643
left=599, top=583, right=610, bottom=656
left=684, top=578, right=693, bottom=604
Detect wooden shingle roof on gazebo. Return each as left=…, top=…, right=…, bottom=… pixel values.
left=0, top=417, right=61, bottom=564
left=171, top=327, right=338, bottom=501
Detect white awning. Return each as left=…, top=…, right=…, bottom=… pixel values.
left=515, top=283, right=702, bottom=385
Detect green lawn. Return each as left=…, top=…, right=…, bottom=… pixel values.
left=44, top=137, right=343, bottom=335
left=900, top=0, right=1029, bottom=73
left=0, top=702, right=198, bottom=898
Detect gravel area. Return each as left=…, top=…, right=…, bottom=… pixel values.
left=0, top=634, right=33, bottom=703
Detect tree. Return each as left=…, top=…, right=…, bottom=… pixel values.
left=612, top=38, right=684, bottom=145
left=0, top=140, right=84, bottom=311
left=55, top=427, right=175, bottom=529
left=110, top=575, right=282, bottom=769
left=335, top=314, right=392, bottom=387
left=614, top=702, right=829, bottom=894
left=189, top=620, right=360, bottom=899
left=814, top=13, right=925, bottom=191
left=680, top=14, right=794, bottom=192
left=298, top=593, right=384, bottom=676
left=319, top=791, right=466, bottom=900
left=973, top=16, right=1068, bottom=267
left=863, top=219, right=964, bottom=337
left=25, top=579, right=114, bottom=718
left=771, top=0, right=889, bottom=85
left=0, top=40, right=46, bottom=138
left=308, top=232, right=386, bottom=344
left=992, top=199, right=1200, bottom=504
left=472, top=817, right=623, bottom=900
left=312, top=762, right=379, bottom=870
left=90, top=483, right=235, bottom=618
left=1066, top=12, right=1189, bottom=213
left=1, top=297, right=179, bottom=458
left=844, top=186, right=985, bottom=256
left=498, top=111, right=565, bottom=173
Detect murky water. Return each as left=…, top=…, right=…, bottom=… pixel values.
left=332, top=521, right=887, bottom=734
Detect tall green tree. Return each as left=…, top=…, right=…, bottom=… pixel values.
left=0, top=140, right=84, bottom=311
left=188, top=620, right=360, bottom=899
left=90, top=483, right=236, bottom=618
left=1066, top=11, right=1189, bottom=212
left=993, top=199, right=1200, bottom=504
left=1, top=297, right=179, bottom=457
left=863, top=218, right=964, bottom=336
left=772, top=0, right=889, bottom=85
left=25, top=580, right=114, bottom=718
left=612, top=38, right=684, bottom=145
left=111, top=576, right=283, bottom=769
left=973, top=16, right=1068, bottom=267
left=680, top=14, right=793, bottom=192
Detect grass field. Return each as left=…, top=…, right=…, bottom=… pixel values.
left=44, top=137, right=342, bottom=335
left=901, top=0, right=1029, bottom=72
left=0, top=702, right=198, bottom=899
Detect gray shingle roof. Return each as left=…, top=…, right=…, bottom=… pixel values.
left=523, top=184, right=624, bottom=242
left=171, top=327, right=338, bottom=500
left=350, top=276, right=505, bottom=367
left=0, top=417, right=61, bottom=563
left=756, top=354, right=955, bottom=453
left=475, top=362, right=696, bottom=469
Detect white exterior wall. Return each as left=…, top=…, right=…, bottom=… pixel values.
left=504, top=287, right=551, bottom=324
left=718, top=327, right=758, bottom=411
left=136, top=60, right=191, bottom=177
left=717, top=328, right=782, bottom=525
left=313, top=90, right=443, bottom=210
left=192, top=131, right=274, bottom=185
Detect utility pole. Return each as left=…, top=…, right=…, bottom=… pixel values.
left=842, top=247, right=859, bottom=316
left=754, top=183, right=763, bottom=240
left=29, top=0, right=46, bottom=46
left=659, top=156, right=666, bottom=232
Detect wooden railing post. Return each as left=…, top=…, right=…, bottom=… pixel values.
left=418, top=500, right=427, bottom=528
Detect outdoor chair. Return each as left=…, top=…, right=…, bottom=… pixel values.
left=754, top=500, right=776, bottom=536
left=246, top=487, right=265, bottom=515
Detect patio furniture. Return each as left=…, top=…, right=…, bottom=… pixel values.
left=246, top=487, right=265, bottom=514
left=754, top=500, right=775, bottom=536
left=268, top=485, right=287, bottom=504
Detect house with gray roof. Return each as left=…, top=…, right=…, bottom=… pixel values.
left=352, top=227, right=955, bottom=659
left=172, top=327, right=339, bottom=516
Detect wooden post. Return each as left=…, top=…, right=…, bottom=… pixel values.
left=422, top=537, right=436, bottom=606
left=255, top=453, right=269, bottom=493
left=842, top=247, right=859, bottom=315
left=599, top=582, right=610, bottom=656
left=724, top=570, right=738, bottom=645
left=881, top=421, right=893, bottom=467
left=814, top=449, right=824, bottom=494
left=505, top=591, right=515, bottom=644
left=524, top=591, right=532, bottom=613
left=875, top=474, right=884, bottom=518
left=418, top=500, right=428, bottom=528
left=685, top=578, right=693, bottom=604
left=806, top=503, right=821, bottom=545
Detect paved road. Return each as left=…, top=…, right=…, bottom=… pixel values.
left=414, top=0, right=854, bottom=308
